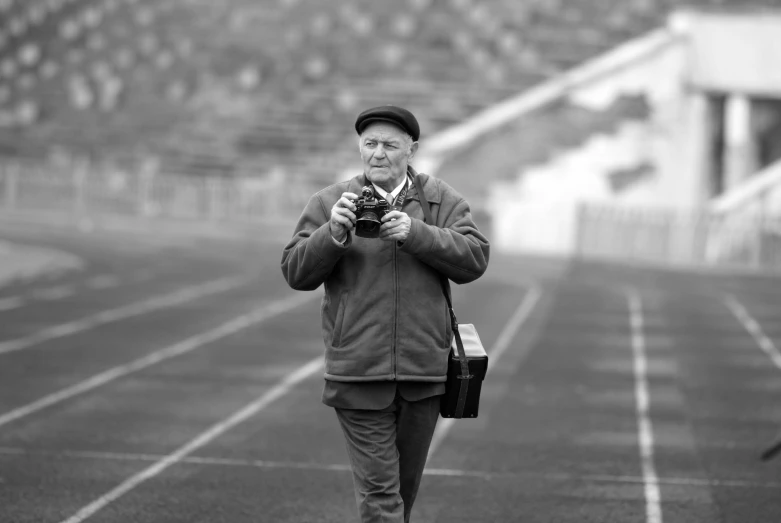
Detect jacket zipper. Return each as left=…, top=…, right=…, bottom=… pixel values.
left=391, top=238, right=398, bottom=379
left=390, top=182, right=411, bottom=379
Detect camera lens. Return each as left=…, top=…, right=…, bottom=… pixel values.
left=358, top=211, right=379, bottom=224
left=355, top=211, right=381, bottom=238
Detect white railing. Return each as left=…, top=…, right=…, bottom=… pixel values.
left=710, top=159, right=781, bottom=218
left=705, top=159, right=781, bottom=268
left=0, top=160, right=317, bottom=223
left=575, top=202, right=781, bottom=271
left=4, top=157, right=779, bottom=272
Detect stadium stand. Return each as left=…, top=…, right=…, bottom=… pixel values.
left=1, top=0, right=781, bottom=188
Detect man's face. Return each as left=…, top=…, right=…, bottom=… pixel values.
left=359, top=122, right=418, bottom=192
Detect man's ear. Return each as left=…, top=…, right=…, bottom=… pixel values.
left=409, top=141, right=419, bottom=159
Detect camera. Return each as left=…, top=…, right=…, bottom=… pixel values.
left=351, top=186, right=391, bottom=238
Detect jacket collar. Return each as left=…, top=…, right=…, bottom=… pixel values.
left=347, top=166, right=441, bottom=204
left=405, top=166, right=441, bottom=204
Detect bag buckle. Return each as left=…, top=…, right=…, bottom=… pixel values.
left=457, top=374, right=473, bottom=380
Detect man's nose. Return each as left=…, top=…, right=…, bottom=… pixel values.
left=373, top=145, right=386, bottom=158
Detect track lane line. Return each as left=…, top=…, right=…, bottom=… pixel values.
left=726, top=296, right=781, bottom=462
left=0, top=292, right=318, bottom=429
left=626, top=288, right=663, bottom=523
left=5, top=446, right=778, bottom=489
left=31, top=285, right=76, bottom=300
left=427, top=284, right=543, bottom=460
left=0, top=297, right=24, bottom=311
left=58, top=356, right=324, bottom=523
left=724, top=295, right=781, bottom=370
left=0, top=275, right=253, bottom=355
left=0, top=275, right=127, bottom=313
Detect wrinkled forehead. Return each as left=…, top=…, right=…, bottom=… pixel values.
left=359, top=122, right=410, bottom=143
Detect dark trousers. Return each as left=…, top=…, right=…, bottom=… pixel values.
left=335, top=392, right=440, bottom=523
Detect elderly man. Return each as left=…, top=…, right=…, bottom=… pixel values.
left=281, top=105, right=489, bottom=522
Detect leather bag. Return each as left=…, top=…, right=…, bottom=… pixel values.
left=412, top=174, right=488, bottom=419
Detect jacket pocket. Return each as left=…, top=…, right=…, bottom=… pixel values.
left=331, top=291, right=348, bottom=347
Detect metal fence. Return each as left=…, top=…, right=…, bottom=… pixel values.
left=575, top=203, right=781, bottom=272
left=0, top=161, right=318, bottom=223
left=3, top=160, right=780, bottom=273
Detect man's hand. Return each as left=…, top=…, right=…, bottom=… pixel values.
left=330, top=192, right=358, bottom=243
left=379, top=210, right=411, bottom=243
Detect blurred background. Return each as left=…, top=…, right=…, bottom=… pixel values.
left=0, top=0, right=780, bottom=270
left=3, top=3, right=781, bottom=522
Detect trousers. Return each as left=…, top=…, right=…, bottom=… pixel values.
left=335, top=391, right=440, bottom=523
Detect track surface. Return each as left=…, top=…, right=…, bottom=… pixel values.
left=1, top=220, right=780, bottom=523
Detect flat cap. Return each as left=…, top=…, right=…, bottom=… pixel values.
left=355, top=105, right=420, bottom=141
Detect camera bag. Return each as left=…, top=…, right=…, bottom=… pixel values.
left=412, top=173, right=488, bottom=419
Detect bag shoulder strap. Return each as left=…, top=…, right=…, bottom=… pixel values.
left=414, top=172, right=435, bottom=225
left=413, top=174, right=472, bottom=418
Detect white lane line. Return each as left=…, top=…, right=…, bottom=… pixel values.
left=724, top=295, right=781, bottom=370
left=627, top=289, right=663, bottom=523
left=0, top=275, right=251, bottom=356
left=0, top=297, right=24, bottom=311
left=85, top=275, right=121, bottom=289
left=58, top=356, right=324, bottom=523
left=0, top=292, right=318, bottom=428
left=31, top=285, right=76, bottom=301
left=0, top=447, right=353, bottom=474
left=427, top=284, right=543, bottom=460
left=4, top=446, right=779, bottom=489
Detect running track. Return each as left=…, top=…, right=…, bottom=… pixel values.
left=0, top=219, right=780, bottom=523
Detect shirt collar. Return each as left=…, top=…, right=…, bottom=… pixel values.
left=372, top=176, right=408, bottom=202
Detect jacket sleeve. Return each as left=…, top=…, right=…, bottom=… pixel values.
left=399, top=195, right=489, bottom=284
left=280, top=192, right=350, bottom=291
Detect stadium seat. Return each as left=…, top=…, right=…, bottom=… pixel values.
left=0, top=0, right=780, bottom=182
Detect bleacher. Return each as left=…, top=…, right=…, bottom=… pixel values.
left=1, top=0, right=781, bottom=187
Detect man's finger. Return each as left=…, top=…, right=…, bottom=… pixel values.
left=383, top=216, right=409, bottom=228
left=381, top=211, right=404, bottom=222
left=340, top=193, right=358, bottom=210
left=338, top=208, right=356, bottom=221
left=338, top=198, right=357, bottom=211
left=332, top=211, right=355, bottom=227
left=334, top=206, right=356, bottom=221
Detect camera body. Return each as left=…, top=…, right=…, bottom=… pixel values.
left=351, top=186, right=391, bottom=238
